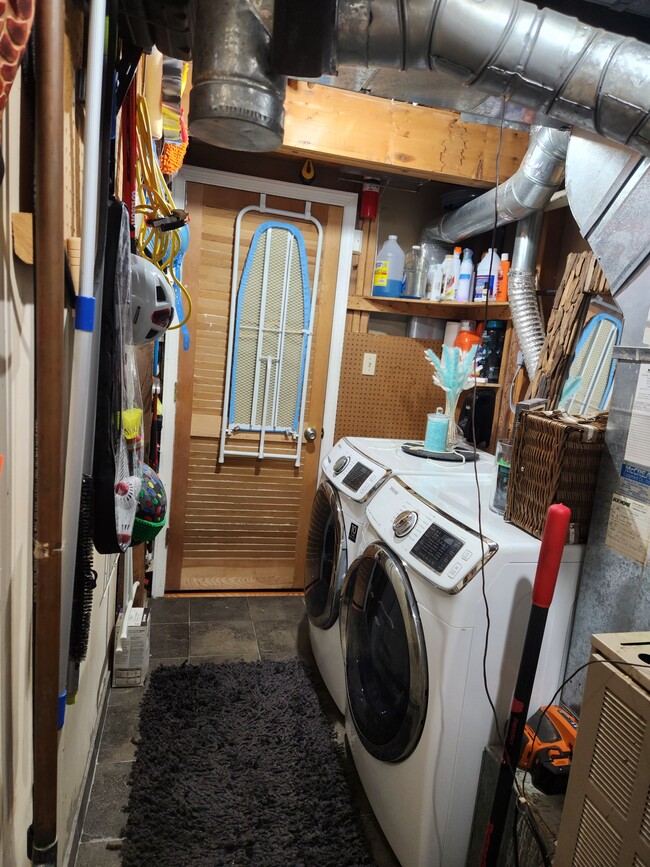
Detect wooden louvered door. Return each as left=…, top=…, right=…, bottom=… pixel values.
left=166, top=181, right=343, bottom=591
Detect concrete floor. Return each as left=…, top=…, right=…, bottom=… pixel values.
left=74, top=595, right=400, bottom=867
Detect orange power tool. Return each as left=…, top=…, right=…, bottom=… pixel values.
left=518, top=704, right=579, bottom=795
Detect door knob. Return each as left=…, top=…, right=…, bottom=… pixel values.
left=304, top=427, right=318, bottom=442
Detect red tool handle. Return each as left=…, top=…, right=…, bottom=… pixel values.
left=532, top=504, right=571, bottom=608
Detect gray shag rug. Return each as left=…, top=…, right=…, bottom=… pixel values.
left=121, top=659, right=375, bottom=866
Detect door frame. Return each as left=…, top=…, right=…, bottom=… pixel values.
left=152, top=166, right=358, bottom=597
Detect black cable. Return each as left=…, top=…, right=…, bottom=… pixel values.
left=474, top=93, right=508, bottom=751
left=512, top=658, right=650, bottom=866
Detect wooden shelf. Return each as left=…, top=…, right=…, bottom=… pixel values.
left=347, top=295, right=511, bottom=320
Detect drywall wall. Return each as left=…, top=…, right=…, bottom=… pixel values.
left=0, top=79, right=35, bottom=867
left=0, top=12, right=121, bottom=862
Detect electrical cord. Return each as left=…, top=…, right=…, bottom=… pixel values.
left=473, top=93, right=507, bottom=754
left=509, top=658, right=650, bottom=866
left=135, top=94, right=193, bottom=329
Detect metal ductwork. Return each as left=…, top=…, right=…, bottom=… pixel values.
left=189, top=0, right=650, bottom=159
left=337, top=0, right=650, bottom=160
left=421, top=125, right=569, bottom=245
left=422, top=125, right=568, bottom=378
left=189, top=0, right=286, bottom=152
left=508, top=212, right=546, bottom=377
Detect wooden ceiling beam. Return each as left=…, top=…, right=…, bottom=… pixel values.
left=280, top=81, right=529, bottom=188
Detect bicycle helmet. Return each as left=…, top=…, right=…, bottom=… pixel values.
left=130, top=254, right=175, bottom=344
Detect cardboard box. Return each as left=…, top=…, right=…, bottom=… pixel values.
left=112, top=606, right=151, bottom=688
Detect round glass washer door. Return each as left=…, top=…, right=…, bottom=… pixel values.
left=341, top=542, right=428, bottom=762
left=304, top=480, right=347, bottom=629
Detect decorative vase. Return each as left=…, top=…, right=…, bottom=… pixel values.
left=444, top=391, right=461, bottom=450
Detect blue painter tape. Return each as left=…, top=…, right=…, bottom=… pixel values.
left=58, top=692, right=67, bottom=729
left=75, top=295, right=95, bottom=332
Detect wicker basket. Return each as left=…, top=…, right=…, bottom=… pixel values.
left=504, top=410, right=608, bottom=543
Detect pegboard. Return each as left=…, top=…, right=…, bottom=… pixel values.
left=334, top=333, right=448, bottom=442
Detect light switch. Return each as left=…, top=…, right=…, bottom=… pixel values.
left=362, top=353, right=377, bottom=376
left=353, top=229, right=363, bottom=253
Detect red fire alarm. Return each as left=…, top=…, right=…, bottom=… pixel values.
left=360, top=178, right=380, bottom=219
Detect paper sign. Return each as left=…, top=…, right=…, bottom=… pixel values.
left=605, top=493, right=650, bottom=565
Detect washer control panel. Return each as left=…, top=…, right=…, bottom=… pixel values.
left=366, top=479, right=497, bottom=593
left=322, top=439, right=391, bottom=502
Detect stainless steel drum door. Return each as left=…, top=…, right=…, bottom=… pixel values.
left=304, top=480, right=347, bottom=629
left=341, top=543, right=428, bottom=762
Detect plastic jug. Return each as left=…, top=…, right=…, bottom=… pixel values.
left=456, top=248, right=474, bottom=302
left=473, top=248, right=500, bottom=302
left=372, top=235, right=405, bottom=297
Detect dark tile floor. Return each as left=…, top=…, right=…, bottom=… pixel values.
left=75, top=595, right=400, bottom=867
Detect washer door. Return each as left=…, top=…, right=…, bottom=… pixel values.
left=341, top=542, right=428, bottom=762
left=304, top=480, right=347, bottom=629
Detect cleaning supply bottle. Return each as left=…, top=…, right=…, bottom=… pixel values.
left=496, top=253, right=510, bottom=302
left=426, top=262, right=443, bottom=300
left=454, top=320, right=481, bottom=353
left=372, top=235, right=405, bottom=297
left=441, top=254, right=456, bottom=300
left=473, top=248, right=500, bottom=302
left=456, top=248, right=474, bottom=302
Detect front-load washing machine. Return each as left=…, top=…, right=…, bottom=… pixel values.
left=304, top=438, right=391, bottom=713
left=305, top=436, right=494, bottom=714
left=304, top=435, right=487, bottom=714
left=341, top=474, right=584, bottom=867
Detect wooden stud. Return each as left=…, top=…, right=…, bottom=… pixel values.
left=281, top=82, right=529, bottom=188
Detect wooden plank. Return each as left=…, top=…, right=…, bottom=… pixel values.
left=292, top=204, right=342, bottom=587
left=180, top=563, right=296, bottom=591
left=347, top=295, right=511, bottom=320
left=281, top=82, right=529, bottom=188
left=166, top=182, right=205, bottom=590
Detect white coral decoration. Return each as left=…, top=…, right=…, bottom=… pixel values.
left=424, top=344, right=477, bottom=396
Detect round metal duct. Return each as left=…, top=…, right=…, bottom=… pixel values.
left=189, top=0, right=286, bottom=152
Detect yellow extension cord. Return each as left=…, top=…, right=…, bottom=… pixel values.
left=135, top=94, right=192, bottom=329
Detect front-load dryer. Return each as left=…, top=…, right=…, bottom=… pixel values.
left=340, top=474, right=584, bottom=867
left=304, top=438, right=391, bottom=713
left=345, top=436, right=496, bottom=484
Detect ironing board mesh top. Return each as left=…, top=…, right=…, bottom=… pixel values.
left=232, top=226, right=308, bottom=432
left=565, top=320, right=617, bottom=415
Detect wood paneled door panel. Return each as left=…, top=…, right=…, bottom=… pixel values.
left=167, top=181, right=344, bottom=591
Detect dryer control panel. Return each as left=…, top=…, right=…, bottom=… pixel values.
left=322, top=439, right=391, bottom=503
left=366, top=479, right=497, bottom=594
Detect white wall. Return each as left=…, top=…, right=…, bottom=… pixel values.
left=0, top=68, right=120, bottom=865
left=0, top=80, right=36, bottom=867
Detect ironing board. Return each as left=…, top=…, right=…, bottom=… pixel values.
left=219, top=195, right=323, bottom=467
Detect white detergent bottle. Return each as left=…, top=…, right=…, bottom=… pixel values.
left=473, top=248, right=500, bottom=302
left=372, top=235, right=405, bottom=297
left=441, top=254, right=456, bottom=300
left=457, top=248, right=473, bottom=302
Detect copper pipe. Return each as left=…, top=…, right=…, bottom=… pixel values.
left=32, top=0, right=65, bottom=861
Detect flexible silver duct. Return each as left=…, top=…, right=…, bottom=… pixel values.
left=421, top=125, right=569, bottom=245
left=337, top=0, right=650, bottom=159
left=508, top=212, right=546, bottom=378
left=189, top=0, right=286, bottom=152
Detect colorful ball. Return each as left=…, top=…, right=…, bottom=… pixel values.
left=136, top=464, right=167, bottom=524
